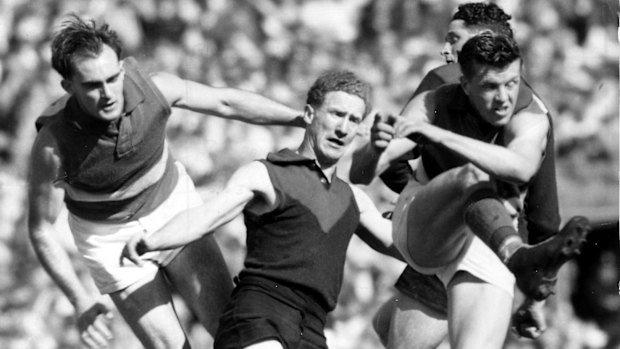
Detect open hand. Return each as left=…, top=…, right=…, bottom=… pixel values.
left=77, top=302, right=114, bottom=349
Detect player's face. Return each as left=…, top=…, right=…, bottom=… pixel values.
left=306, top=91, right=366, bottom=166
left=62, top=44, right=125, bottom=122
left=441, top=19, right=476, bottom=64
left=461, top=59, right=521, bottom=127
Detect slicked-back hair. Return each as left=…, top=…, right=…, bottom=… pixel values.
left=306, top=70, right=372, bottom=118
left=452, top=2, right=514, bottom=38
left=51, top=14, right=122, bottom=79
left=459, top=32, right=521, bottom=80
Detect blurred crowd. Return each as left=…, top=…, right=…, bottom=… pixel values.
left=0, top=0, right=617, bottom=348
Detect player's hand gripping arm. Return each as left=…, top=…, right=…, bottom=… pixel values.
left=152, top=72, right=305, bottom=127
left=28, top=131, right=113, bottom=349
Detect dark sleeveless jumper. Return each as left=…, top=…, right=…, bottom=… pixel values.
left=240, top=148, right=361, bottom=312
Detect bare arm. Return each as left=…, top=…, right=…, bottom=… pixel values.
left=349, top=140, right=384, bottom=185
left=398, top=98, right=549, bottom=184
left=122, top=161, right=275, bottom=264
left=29, top=130, right=92, bottom=311
left=351, top=185, right=404, bottom=261
left=151, top=72, right=304, bottom=127
left=349, top=93, right=433, bottom=185
left=28, top=130, right=113, bottom=348
left=349, top=114, right=417, bottom=185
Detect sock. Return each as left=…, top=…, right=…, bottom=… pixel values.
left=464, top=190, right=524, bottom=263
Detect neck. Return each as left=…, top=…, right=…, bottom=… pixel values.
left=297, top=142, right=337, bottom=179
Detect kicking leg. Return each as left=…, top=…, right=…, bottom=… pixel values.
left=399, top=164, right=493, bottom=268
left=464, top=184, right=591, bottom=300
left=447, top=271, right=512, bottom=349
left=109, top=271, right=191, bottom=349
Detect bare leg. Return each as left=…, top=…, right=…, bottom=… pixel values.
left=373, top=291, right=447, bottom=349
left=110, top=271, right=191, bottom=349
left=401, top=164, right=493, bottom=267
left=164, top=234, right=233, bottom=336
left=447, top=272, right=511, bottom=349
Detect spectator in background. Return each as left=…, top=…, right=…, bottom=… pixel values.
left=27, top=14, right=303, bottom=349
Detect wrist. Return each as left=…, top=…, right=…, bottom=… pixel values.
left=137, top=229, right=151, bottom=255
left=73, top=296, right=95, bottom=313
left=368, top=141, right=385, bottom=155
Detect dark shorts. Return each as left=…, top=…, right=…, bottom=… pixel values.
left=394, top=266, right=448, bottom=316
left=214, top=276, right=328, bottom=349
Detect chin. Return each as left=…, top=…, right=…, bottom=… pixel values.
left=320, top=150, right=342, bottom=164
left=98, top=110, right=122, bottom=121
left=493, top=117, right=511, bottom=127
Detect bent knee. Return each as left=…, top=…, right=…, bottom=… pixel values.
left=455, top=165, right=490, bottom=188
left=454, top=165, right=498, bottom=203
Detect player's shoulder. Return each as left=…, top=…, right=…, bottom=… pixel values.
left=40, top=94, right=70, bottom=117
left=35, top=94, right=70, bottom=136
left=228, top=160, right=273, bottom=191
left=428, top=63, right=461, bottom=83
left=509, top=103, right=550, bottom=135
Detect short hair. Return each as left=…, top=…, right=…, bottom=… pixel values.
left=452, top=2, right=513, bottom=38
left=51, top=14, right=122, bottom=79
left=306, top=70, right=372, bottom=118
left=459, top=32, right=521, bottom=80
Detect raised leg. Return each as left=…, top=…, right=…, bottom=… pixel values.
left=399, top=164, right=494, bottom=268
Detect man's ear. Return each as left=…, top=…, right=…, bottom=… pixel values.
left=303, top=105, right=315, bottom=125
left=61, top=79, right=73, bottom=94
left=460, top=75, right=469, bottom=96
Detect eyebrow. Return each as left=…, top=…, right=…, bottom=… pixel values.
left=81, top=70, right=123, bottom=87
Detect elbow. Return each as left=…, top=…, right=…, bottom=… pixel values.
left=27, top=220, right=45, bottom=243
left=516, top=160, right=541, bottom=184
left=505, top=166, right=537, bottom=186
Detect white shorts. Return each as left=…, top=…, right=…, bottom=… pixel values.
left=69, top=162, right=203, bottom=294
left=393, top=179, right=516, bottom=298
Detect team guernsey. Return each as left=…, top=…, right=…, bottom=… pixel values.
left=240, top=148, right=361, bottom=312
left=34, top=57, right=177, bottom=222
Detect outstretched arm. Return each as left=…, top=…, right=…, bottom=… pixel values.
left=28, top=130, right=113, bottom=349
left=122, top=161, right=275, bottom=265
left=152, top=72, right=305, bottom=127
